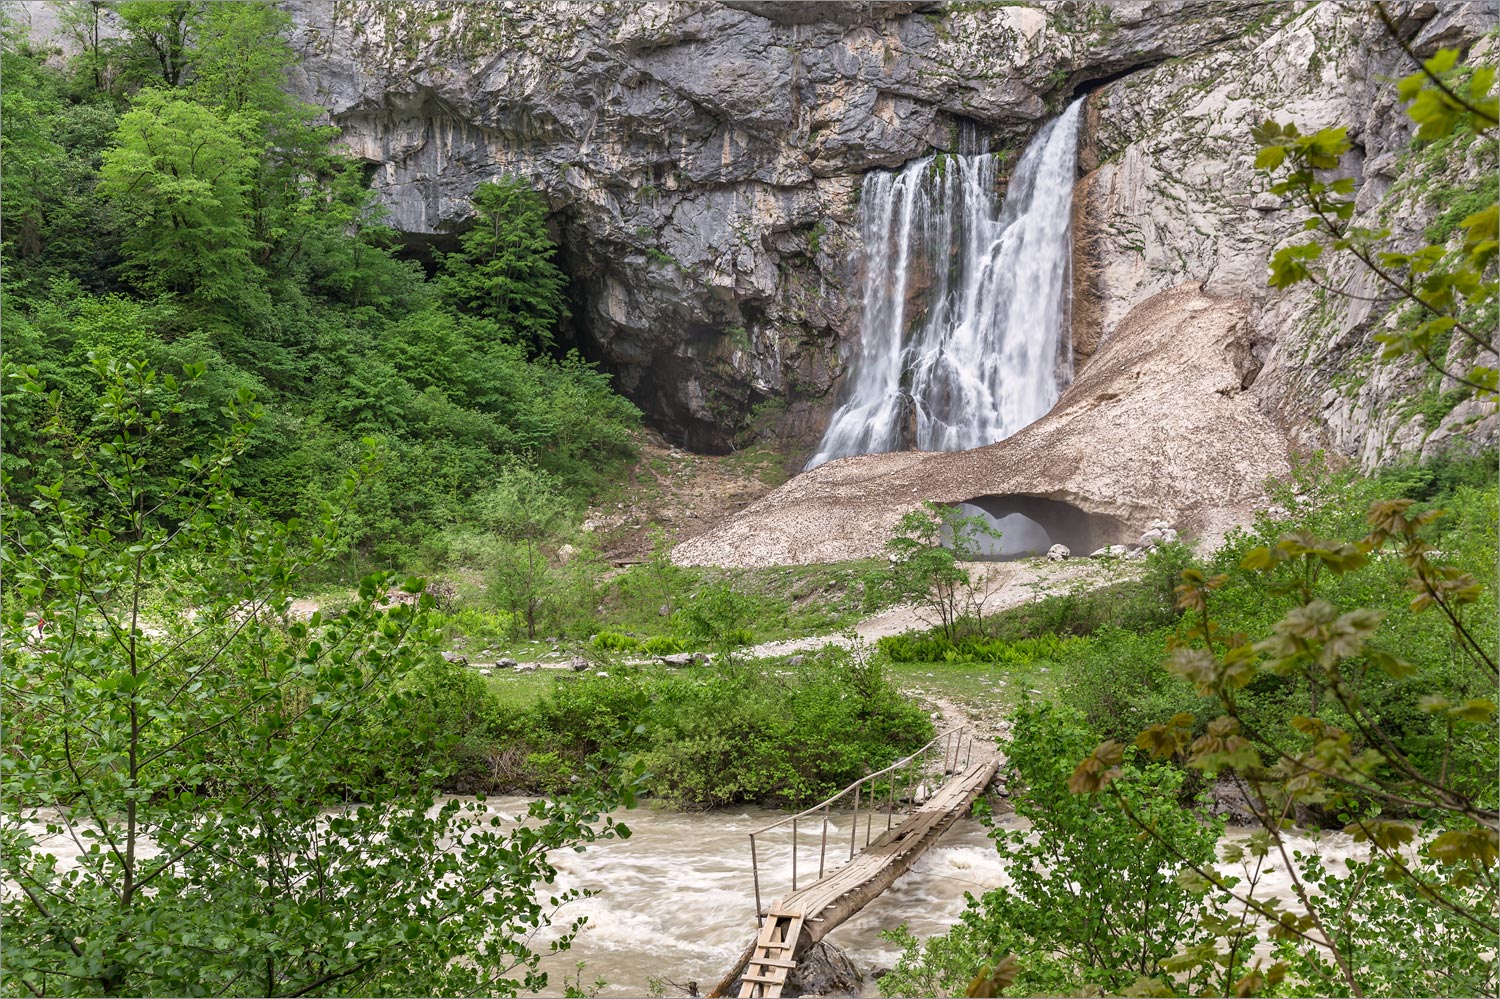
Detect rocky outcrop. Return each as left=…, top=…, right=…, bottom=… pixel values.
left=275, top=0, right=1276, bottom=450
left=672, top=284, right=1291, bottom=567
left=1073, top=2, right=1499, bottom=468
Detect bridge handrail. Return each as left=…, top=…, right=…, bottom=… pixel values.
left=746, top=726, right=971, bottom=837
left=746, top=725, right=976, bottom=920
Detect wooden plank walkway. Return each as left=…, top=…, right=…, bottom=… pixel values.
left=713, top=759, right=997, bottom=998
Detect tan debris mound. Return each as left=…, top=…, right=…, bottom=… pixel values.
left=672, top=284, right=1292, bottom=568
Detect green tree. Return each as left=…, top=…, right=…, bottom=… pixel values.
left=110, top=0, right=199, bottom=90
left=1, top=357, right=638, bottom=997
left=439, top=178, right=570, bottom=350
left=478, top=461, right=572, bottom=639
left=190, top=1, right=300, bottom=118
left=97, top=88, right=262, bottom=303
left=879, top=502, right=996, bottom=641
left=882, top=704, right=1224, bottom=998
left=0, top=38, right=65, bottom=261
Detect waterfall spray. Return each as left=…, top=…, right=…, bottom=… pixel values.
left=807, top=98, right=1084, bottom=469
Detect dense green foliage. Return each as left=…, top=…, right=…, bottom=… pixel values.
left=1, top=359, right=637, bottom=998
left=881, top=704, right=1224, bottom=998
left=1058, top=453, right=1498, bottom=805
left=1, top=5, right=639, bottom=574
left=427, top=646, right=933, bottom=809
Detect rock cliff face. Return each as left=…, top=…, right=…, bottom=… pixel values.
left=1071, top=1, right=1498, bottom=467
left=278, top=0, right=1494, bottom=470
left=280, top=0, right=1282, bottom=451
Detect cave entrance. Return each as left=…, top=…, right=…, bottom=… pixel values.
left=943, top=495, right=1127, bottom=561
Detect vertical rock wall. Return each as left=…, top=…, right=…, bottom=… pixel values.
left=275, top=0, right=1278, bottom=453
left=1073, top=2, right=1498, bottom=467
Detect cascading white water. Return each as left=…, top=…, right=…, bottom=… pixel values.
left=807, top=99, right=1084, bottom=469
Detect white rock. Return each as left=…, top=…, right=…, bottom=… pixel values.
left=1250, top=192, right=1282, bottom=211
left=1089, top=545, right=1129, bottom=558
left=1047, top=543, right=1070, bottom=561
left=478, top=668, right=492, bottom=676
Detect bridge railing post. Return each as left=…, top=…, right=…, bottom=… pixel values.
left=849, top=784, right=860, bottom=860
left=750, top=832, right=762, bottom=922
left=887, top=770, right=896, bottom=830
left=791, top=818, right=798, bottom=891
left=819, top=803, right=829, bottom=879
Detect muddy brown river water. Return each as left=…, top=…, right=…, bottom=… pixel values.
left=17, top=797, right=1367, bottom=998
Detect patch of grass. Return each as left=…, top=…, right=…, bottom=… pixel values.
left=483, top=669, right=559, bottom=711
left=884, top=658, right=1065, bottom=717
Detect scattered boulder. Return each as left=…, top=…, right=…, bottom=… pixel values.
left=1047, top=543, right=1070, bottom=561
left=1140, top=523, right=1181, bottom=546
left=478, top=668, right=492, bottom=676
left=693, top=652, right=712, bottom=665
left=1210, top=776, right=1259, bottom=825
left=784, top=941, right=862, bottom=997
left=1089, top=544, right=1129, bottom=558
left=496, top=657, right=519, bottom=669
left=657, top=604, right=672, bottom=617
left=558, top=543, right=576, bottom=562
left=514, top=663, right=539, bottom=674
left=788, top=653, right=807, bottom=666
left=442, top=651, right=468, bottom=666
left=567, top=657, right=591, bottom=672
left=661, top=653, right=696, bottom=667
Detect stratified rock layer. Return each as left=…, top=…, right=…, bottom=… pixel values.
left=672, top=284, right=1291, bottom=567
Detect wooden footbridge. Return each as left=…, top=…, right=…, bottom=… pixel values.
left=710, top=729, right=997, bottom=998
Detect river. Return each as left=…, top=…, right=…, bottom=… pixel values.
left=16, top=797, right=1371, bottom=998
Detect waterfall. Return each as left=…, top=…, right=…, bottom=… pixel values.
left=807, top=99, right=1084, bottom=469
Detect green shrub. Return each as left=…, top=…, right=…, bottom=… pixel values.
left=880, top=703, right=1223, bottom=998
left=641, top=635, right=690, bottom=655
left=502, top=647, right=932, bottom=807
left=591, top=631, right=643, bottom=652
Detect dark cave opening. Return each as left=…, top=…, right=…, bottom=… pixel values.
left=945, top=494, right=1129, bottom=560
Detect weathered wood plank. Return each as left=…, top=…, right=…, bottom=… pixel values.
left=711, top=760, right=997, bottom=998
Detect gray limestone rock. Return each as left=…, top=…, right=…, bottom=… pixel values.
left=274, top=0, right=1274, bottom=452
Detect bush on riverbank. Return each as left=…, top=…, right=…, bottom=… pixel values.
left=394, top=645, right=934, bottom=808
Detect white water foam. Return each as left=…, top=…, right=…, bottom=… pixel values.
left=808, top=99, right=1084, bottom=468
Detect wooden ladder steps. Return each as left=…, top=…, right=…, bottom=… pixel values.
left=737, top=910, right=805, bottom=999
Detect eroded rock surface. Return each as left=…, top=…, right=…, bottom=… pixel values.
left=672, top=284, right=1292, bottom=568
left=276, top=0, right=1274, bottom=450
left=1073, top=3, right=1499, bottom=466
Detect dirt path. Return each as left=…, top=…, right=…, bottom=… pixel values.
left=740, top=554, right=1121, bottom=661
